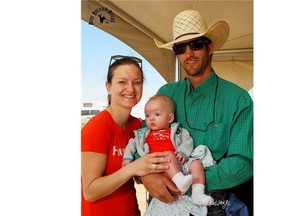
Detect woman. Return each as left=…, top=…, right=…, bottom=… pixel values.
left=81, top=55, right=170, bottom=216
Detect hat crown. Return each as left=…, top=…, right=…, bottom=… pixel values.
left=173, top=10, right=207, bottom=40
left=154, top=9, right=229, bottom=51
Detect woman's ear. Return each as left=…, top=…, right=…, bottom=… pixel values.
left=106, top=82, right=111, bottom=95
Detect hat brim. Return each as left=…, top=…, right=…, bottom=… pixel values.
left=154, top=21, right=229, bottom=52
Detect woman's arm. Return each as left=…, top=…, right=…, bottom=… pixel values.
left=81, top=151, right=170, bottom=202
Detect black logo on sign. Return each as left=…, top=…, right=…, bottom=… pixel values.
left=89, top=7, right=115, bottom=25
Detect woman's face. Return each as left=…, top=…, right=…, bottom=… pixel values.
left=106, top=64, right=143, bottom=109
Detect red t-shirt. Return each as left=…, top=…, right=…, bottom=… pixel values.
left=146, top=128, right=176, bottom=153
left=81, top=110, right=142, bottom=216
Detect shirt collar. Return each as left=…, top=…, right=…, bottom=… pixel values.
left=185, top=70, right=217, bottom=96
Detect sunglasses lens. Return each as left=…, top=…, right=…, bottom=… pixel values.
left=173, top=39, right=206, bottom=55
left=189, top=40, right=205, bottom=51
left=173, top=44, right=185, bottom=55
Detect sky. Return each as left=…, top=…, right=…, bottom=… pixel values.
left=81, top=20, right=167, bottom=118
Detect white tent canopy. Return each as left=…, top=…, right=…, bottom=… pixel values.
left=81, top=0, right=253, bottom=90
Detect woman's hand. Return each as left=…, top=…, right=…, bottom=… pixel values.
left=128, top=152, right=170, bottom=177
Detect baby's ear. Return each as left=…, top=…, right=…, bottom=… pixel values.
left=168, top=113, right=174, bottom=123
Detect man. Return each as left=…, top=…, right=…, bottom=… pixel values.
left=141, top=10, right=253, bottom=216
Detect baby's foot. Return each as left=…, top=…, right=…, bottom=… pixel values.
left=192, top=194, right=214, bottom=206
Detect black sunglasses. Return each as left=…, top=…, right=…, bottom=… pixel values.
left=172, top=38, right=211, bottom=55
left=109, top=55, right=142, bottom=69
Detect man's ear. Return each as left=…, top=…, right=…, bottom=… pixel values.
left=168, top=113, right=175, bottom=123
left=208, top=43, right=214, bottom=55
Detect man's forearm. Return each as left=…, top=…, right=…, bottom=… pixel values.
left=205, top=157, right=253, bottom=192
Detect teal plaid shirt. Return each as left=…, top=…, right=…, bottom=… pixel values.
left=157, top=70, right=253, bottom=193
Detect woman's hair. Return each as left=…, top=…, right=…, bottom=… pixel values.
left=106, top=56, right=144, bottom=105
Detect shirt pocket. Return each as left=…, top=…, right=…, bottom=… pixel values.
left=206, top=122, right=229, bottom=160
left=192, top=122, right=229, bottom=161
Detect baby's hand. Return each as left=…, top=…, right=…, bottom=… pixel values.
left=122, top=160, right=132, bottom=167
left=175, top=152, right=186, bottom=164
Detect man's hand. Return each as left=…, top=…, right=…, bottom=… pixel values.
left=141, top=173, right=181, bottom=203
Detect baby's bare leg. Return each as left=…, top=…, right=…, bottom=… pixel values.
left=190, top=160, right=214, bottom=206
left=165, top=151, right=192, bottom=193
left=190, top=159, right=205, bottom=184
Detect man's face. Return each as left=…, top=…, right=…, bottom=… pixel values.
left=175, top=38, right=213, bottom=77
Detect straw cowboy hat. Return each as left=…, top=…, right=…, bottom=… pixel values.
left=154, top=10, right=229, bottom=51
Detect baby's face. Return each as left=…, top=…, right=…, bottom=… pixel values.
left=145, top=99, right=172, bottom=131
